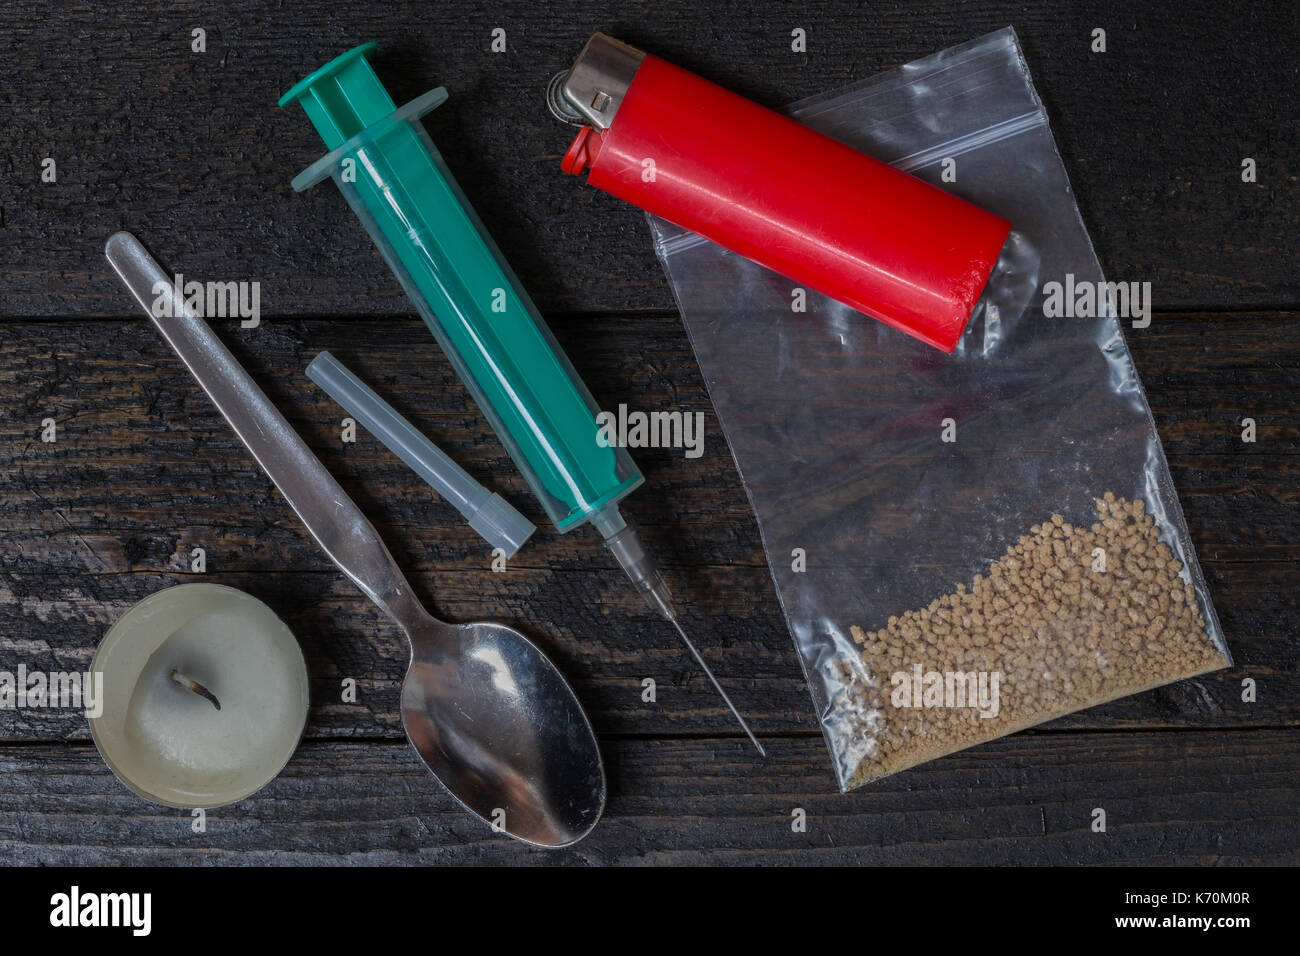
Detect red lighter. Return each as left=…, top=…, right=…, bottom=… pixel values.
left=551, top=34, right=1013, bottom=353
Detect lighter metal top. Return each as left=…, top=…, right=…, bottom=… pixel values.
left=560, top=32, right=645, bottom=130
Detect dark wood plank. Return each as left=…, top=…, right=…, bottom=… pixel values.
left=1, top=313, right=1295, bottom=740
left=1, top=731, right=1295, bottom=865
left=3, top=313, right=1295, bottom=573
left=2, top=2, right=1295, bottom=317
left=2, top=559, right=1289, bottom=742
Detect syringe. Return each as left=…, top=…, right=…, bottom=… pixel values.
left=280, top=44, right=763, bottom=755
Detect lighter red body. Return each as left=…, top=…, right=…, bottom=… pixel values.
left=565, top=54, right=1012, bottom=352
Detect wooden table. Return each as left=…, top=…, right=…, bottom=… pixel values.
left=2, top=1, right=1295, bottom=865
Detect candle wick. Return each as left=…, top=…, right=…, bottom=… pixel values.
left=171, top=669, right=221, bottom=711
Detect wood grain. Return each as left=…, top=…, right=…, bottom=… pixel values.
left=2, top=314, right=1295, bottom=574
left=1, top=732, right=1295, bottom=865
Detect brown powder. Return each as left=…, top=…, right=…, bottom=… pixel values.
left=834, top=494, right=1229, bottom=788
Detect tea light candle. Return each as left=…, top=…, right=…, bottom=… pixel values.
left=89, top=583, right=309, bottom=808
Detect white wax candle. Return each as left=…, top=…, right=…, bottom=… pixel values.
left=90, top=583, right=309, bottom=808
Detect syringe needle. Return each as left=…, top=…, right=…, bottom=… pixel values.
left=595, top=509, right=764, bottom=756
left=671, top=618, right=766, bottom=756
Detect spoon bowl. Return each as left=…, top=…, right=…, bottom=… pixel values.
left=401, top=616, right=605, bottom=847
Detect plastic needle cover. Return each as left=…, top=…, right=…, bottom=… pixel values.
left=306, top=351, right=535, bottom=557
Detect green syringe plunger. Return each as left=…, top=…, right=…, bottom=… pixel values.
left=280, top=43, right=641, bottom=533
left=280, top=45, right=763, bottom=754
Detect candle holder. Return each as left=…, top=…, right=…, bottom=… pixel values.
left=89, top=583, right=310, bottom=809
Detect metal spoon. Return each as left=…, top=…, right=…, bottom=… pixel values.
left=105, top=231, right=605, bottom=847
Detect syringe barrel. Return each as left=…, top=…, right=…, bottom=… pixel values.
left=282, top=45, right=642, bottom=532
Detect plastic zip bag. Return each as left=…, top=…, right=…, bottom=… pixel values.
left=649, top=27, right=1230, bottom=790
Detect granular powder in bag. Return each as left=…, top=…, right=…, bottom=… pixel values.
left=834, top=494, right=1230, bottom=787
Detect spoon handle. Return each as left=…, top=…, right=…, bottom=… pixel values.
left=105, top=231, right=426, bottom=629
